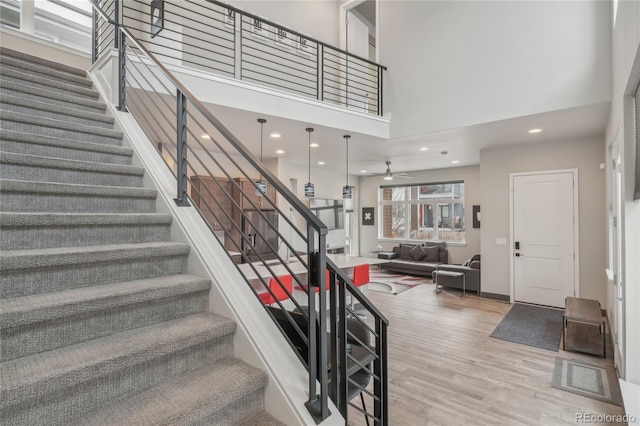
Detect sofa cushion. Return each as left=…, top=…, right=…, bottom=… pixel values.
left=410, top=245, right=427, bottom=261
left=399, top=245, right=415, bottom=260
left=424, top=246, right=439, bottom=262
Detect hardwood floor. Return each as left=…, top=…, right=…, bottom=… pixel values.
left=348, top=283, right=624, bottom=426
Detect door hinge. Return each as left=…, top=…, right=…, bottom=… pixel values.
left=613, top=216, right=617, bottom=227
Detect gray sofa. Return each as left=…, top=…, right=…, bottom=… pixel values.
left=379, top=241, right=448, bottom=277
left=432, top=254, right=481, bottom=293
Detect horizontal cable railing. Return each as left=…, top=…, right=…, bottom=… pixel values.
left=91, top=1, right=388, bottom=424
left=99, top=0, right=386, bottom=115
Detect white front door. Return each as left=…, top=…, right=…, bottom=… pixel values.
left=611, top=136, right=625, bottom=372
left=512, top=172, right=576, bottom=308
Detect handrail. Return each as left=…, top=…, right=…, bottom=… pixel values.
left=90, top=1, right=388, bottom=423
left=203, top=0, right=387, bottom=71
left=117, top=25, right=327, bottom=235
left=111, top=0, right=386, bottom=115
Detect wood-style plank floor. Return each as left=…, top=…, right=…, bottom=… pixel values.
left=348, top=283, right=624, bottom=426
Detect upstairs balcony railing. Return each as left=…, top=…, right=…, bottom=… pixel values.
left=91, top=1, right=389, bottom=424
left=93, top=0, right=386, bottom=116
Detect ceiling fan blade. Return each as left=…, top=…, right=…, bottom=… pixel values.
left=396, top=174, right=414, bottom=179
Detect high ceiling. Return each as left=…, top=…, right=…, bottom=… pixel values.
left=206, top=100, right=610, bottom=177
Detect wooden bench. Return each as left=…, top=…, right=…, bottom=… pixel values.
left=563, top=297, right=606, bottom=358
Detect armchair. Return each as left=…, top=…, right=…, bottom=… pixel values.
left=432, top=254, right=481, bottom=293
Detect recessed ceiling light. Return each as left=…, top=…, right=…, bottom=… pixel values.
left=275, top=150, right=285, bottom=154
left=451, top=160, right=460, bottom=164
left=419, top=147, right=428, bottom=151
left=318, top=161, right=325, bottom=165
left=201, top=134, right=211, bottom=139
left=310, top=143, right=319, bottom=148
left=528, top=128, right=542, bottom=134
left=270, top=133, right=281, bottom=138
left=360, top=170, right=367, bottom=173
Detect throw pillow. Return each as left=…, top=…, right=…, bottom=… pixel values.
left=410, top=245, right=427, bottom=261
left=400, top=245, right=414, bottom=260
left=424, top=245, right=439, bottom=263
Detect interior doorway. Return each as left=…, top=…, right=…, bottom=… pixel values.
left=510, top=170, right=579, bottom=308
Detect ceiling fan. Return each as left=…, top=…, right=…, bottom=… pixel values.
left=372, top=161, right=413, bottom=180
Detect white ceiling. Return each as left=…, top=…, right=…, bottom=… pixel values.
left=206, top=100, right=610, bottom=177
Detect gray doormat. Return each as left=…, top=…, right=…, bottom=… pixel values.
left=490, top=303, right=564, bottom=351
left=551, top=357, right=622, bottom=406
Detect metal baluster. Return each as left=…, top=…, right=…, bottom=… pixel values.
left=174, top=90, right=190, bottom=206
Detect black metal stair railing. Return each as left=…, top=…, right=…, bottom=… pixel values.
left=91, top=1, right=388, bottom=424
left=93, top=0, right=386, bottom=116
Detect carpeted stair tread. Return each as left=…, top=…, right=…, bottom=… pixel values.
left=0, top=212, right=172, bottom=227
left=72, top=358, right=268, bottom=426
left=0, top=47, right=87, bottom=77
left=0, top=313, right=237, bottom=407
left=1, top=94, right=114, bottom=126
left=0, top=274, right=210, bottom=328
left=0, top=152, right=144, bottom=176
left=0, top=129, right=131, bottom=155
left=0, top=81, right=107, bottom=113
left=241, top=412, right=287, bottom=426
left=0, top=212, right=173, bottom=250
left=0, top=56, right=93, bottom=87
left=0, top=110, right=123, bottom=140
left=0, top=241, right=190, bottom=272
left=0, top=67, right=99, bottom=99
left=0, top=179, right=157, bottom=198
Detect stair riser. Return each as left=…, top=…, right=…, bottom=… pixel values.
left=2, top=337, right=234, bottom=426
left=0, top=139, right=132, bottom=165
left=0, top=192, right=156, bottom=213
left=1, top=254, right=188, bottom=298
left=1, top=102, right=114, bottom=129
left=192, top=389, right=265, bottom=426
left=1, top=223, right=172, bottom=250
left=1, top=121, right=123, bottom=146
left=0, top=86, right=106, bottom=114
left=1, top=290, right=209, bottom=360
left=0, top=70, right=99, bottom=99
left=0, top=60, right=93, bottom=88
left=0, top=164, right=143, bottom=188
left=0, top=48, right=88, bottom=78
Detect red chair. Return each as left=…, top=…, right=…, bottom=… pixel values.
left=352, top=263, right=370, bottom=287
left=350, top=264, right=370, bottom=311
left=260, top=275, right=293, bottom=305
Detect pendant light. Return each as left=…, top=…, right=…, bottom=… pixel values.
left=255, top=118, right=267, bottom=196
left=304, top=127, right=315, bottom=197
left=342, top=134, right=352, bottom=199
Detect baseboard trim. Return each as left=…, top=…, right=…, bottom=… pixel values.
left=479, top=291, right=510, bottom=301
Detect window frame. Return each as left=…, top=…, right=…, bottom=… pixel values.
left=378, top=181, right=466, bottom=244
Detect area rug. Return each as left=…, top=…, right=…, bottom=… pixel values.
left=490, top=303, right=564, bottom=351
left=551, top=357, right=622, bottom=406
left=367, top=271, right=431, bottom=295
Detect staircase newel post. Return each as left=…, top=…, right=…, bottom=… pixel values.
left=91, top=6, right=98, bottom=63
left=113, top=0, right=120, bottom=49
left=174, top=90, right=190, bottom=207
left=116, top=30, right=127, bottom=112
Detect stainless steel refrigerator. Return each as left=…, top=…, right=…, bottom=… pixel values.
left=241, top=210, right=279, bottom=263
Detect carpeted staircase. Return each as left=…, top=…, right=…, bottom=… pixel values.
left=0, top=48, right=284, bottom=426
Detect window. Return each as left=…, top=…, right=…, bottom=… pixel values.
left=379, top=182, right=465, bottom=243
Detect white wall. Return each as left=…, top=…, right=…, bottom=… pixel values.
left=379, top=0, right=612, bottom=138
left=276, top=157, right=360, bottom=254
left=358, top=165, right=481, bottom=264
left=604, top=0, right=640, bottom=386
left=229, top=0, right=339, bottom=46
left=479, top=137, right=606, bottom=302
